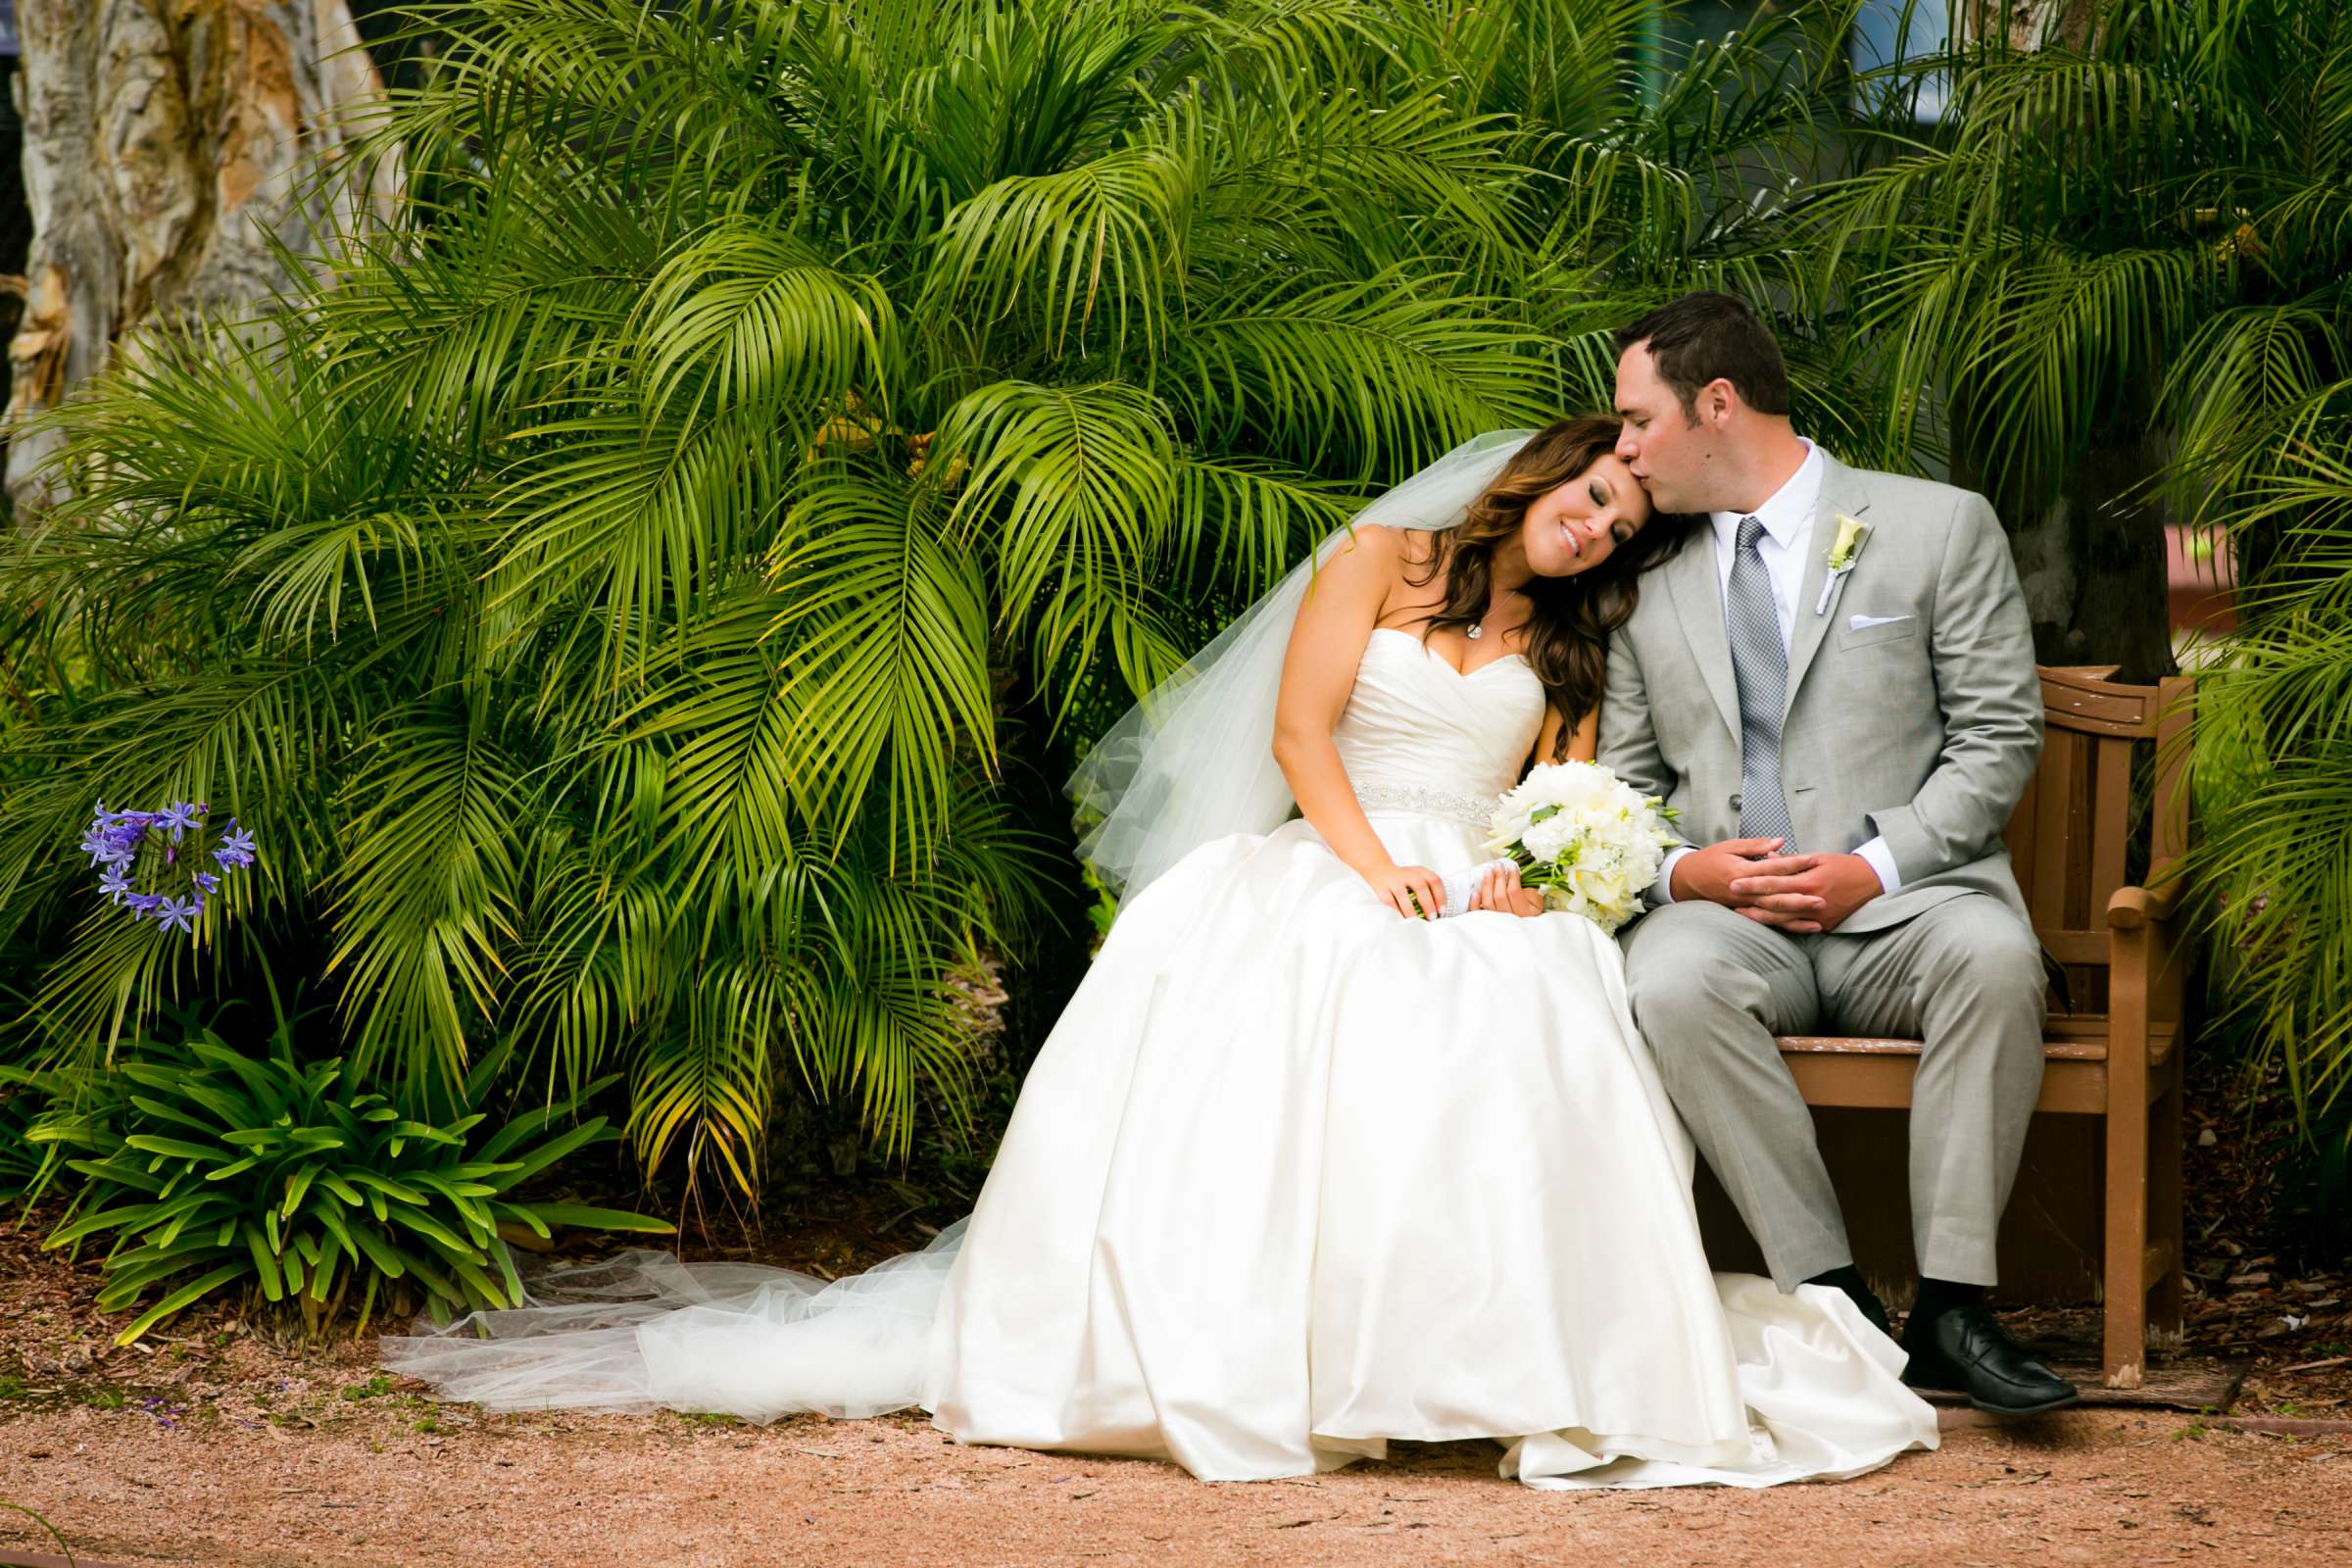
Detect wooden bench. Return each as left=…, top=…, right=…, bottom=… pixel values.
left=1773, top=665, right=2194, bottom=1389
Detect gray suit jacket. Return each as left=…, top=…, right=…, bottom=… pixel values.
left=1598, top=454, right=2042, bottom=937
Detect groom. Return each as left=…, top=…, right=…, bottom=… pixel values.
left=1598, top=291, right=2079, bottom=1414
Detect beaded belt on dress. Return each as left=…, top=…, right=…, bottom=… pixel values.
left=1352, top=779, right=1500, bottom=830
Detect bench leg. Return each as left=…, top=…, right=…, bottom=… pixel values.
left=2149, top=1068, right=2185, bottom=1347
left=2104, top=1102, right=2149, bottom=1389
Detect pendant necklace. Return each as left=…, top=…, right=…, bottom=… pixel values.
left=1469, top=588, right=1516, bottom=641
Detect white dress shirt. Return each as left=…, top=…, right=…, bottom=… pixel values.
left=1659, top=438, right=1903, bottom=902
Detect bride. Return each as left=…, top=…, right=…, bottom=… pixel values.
left=379, top=416, right=1940, bottom=1488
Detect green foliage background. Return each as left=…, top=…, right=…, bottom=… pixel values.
left=0, top=0, right=2345, bottom=1248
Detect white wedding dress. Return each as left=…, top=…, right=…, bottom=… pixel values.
left=379, top=626, right=1938, bottom=1487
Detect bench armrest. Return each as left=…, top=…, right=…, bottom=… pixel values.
left=2107, top=877, right=2185, bottom=932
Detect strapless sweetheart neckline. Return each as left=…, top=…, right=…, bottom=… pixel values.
left=1368, top=624, right=1531, bottom=682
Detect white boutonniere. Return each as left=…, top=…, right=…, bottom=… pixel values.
left=1813, top=514, right=1872, bottom=614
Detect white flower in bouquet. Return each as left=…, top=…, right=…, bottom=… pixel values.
left=1475, top=761, right=1680, bottom=933
left=1519, top=813, right=1577, bottom=864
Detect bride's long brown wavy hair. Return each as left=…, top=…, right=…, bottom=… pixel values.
left=1402, top=415, right=1699, bottom=760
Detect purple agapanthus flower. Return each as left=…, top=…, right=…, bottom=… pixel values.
left=87, top=801, right=253, bottom=933
left=88, top=809, right=146, bottom=854
left=213, top=821, right=257, bottom=869
left=79, top=829, right=127, bottom=867
left=156, top=801, right=206, bottom=843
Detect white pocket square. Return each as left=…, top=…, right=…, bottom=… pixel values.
left=1847, top=613, right=1912, bottom=631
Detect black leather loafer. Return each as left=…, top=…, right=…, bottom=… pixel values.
left=1899, top=1302, right=2082, bottom=1415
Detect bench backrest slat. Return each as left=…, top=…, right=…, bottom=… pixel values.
left=2001, top=666, right=2193, bottom=1018
left=2008, top=768, right=2041, bottom=907
left=2089, top=733, right=2133, bottom=923
left=2026, top=721, right=2089, bottom=930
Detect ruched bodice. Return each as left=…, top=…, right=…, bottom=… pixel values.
left=1334, top=627, right=1545, bottom=826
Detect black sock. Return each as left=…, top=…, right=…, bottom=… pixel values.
left=1912, top=1277, right=1985, bottom=1321
left=1803, top=1264, right=1888, bottom=1328
left=1805, top=1263, right=1870, bottom=1298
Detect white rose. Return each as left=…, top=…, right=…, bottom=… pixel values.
left=1521, top=816, right=1576, bottom=863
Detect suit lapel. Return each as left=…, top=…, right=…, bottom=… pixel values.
left=1665, top=523, right=1740, bottom=742
left=1782, top=454, right=1872, bottom=721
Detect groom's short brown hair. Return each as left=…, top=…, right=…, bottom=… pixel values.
left=1613, top=292, right=1791, bottom=420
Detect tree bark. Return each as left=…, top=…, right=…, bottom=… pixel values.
left=1966, top=0, right=2100, bottom=50
left=1956, top=0, right=2176, bottom=682
left=5, top=0, right=400, bottom=514
left=1988, top=432, right=2180, bottom=683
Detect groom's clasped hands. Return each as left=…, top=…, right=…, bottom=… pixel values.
left=1672, top=836, right=1885, bottom=933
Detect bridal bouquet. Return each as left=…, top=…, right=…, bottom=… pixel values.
left=1431, top=762, right=1678, bottom=932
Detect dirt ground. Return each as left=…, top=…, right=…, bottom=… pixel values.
left=4, top=1239, right=2351, bottom=1568
left=4, top=1392, right=2350, bottom=1567
left=6, top=1082, right=2352, bottom=1568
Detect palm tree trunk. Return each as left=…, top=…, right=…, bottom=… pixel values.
left=5, top=0, right=400, bottom=514
left=1968, top=0, right=2099, bottom=49
left=1957, top=0, right=2175, bottom=682
left=1986, top=429, right=2180, bottom=683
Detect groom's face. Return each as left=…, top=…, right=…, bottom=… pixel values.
left=1612, top=341, right=1721, bottom=514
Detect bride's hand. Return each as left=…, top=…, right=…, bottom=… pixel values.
left=1363, top=862, right=1447, bottom=921
left=1470, top=861, right=1544, bottom=918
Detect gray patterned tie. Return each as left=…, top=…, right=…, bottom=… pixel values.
left=1726, top=515, right=1796, bottom=851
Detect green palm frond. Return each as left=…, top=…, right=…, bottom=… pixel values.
left=482, top=413, right=786, bottom=671
left=1807, top=0, right=2351, bottom=485
left=505, top=832, right=671, bottom=1101
left=931, top=141, right=1197, bottom=358
left=607, top=590, right=808, bottom=904
left=1167, top=452, right=1362, bottom=594
left=767, top=465, right=995, bottom=846
left=900, top=0, right=1172, bottom=196
left=2, top=0, right=1917, bottom=1199
left=1175, top=0, right=1403, bottom=89
left=635, top=223, right=900, bottom=430
left=939, top=380, right=1174, bottom=613
left=324, top=696, right=527, bottom=1092
left=628, top=957, right=777, bottom=1198
left=1163, top=269, right=1553, bottom=474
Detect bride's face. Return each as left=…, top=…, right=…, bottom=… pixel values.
left=1519, top=455, right=1651, bottom=578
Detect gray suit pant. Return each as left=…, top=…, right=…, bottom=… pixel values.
left=1621, top=894, right=2046, bottom=1290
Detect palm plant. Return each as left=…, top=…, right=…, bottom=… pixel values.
left=1804, top=0, right=2351, bottom=679
left=2173, top=281, right=2352, bottom=1180
left=1397, top=0, right=1917, bottom=458
left=1813, top=0, right=2352, bottom=1178
left=0, top=0, right=1564, bottom=1201
left=0, top=0, right=1918, bottom=1205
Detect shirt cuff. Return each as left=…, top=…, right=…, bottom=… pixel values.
left=1654, top=846, right=1696, bottom=905
left=1854, top=836, right=1902, bottom=895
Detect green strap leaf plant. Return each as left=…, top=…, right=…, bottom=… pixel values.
left=13, top=1027, right=672, bottom=1345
